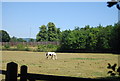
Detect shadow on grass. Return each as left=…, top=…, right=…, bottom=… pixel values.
left=57, top=48, right=120, bottom=55
left=96, top=76, right=120, bottom=81
left=1, top=76, right=120, bottom=81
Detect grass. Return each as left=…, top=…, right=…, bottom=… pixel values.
left=72, top=57, right=107, bottom=60
left=1, top=51, right=120, bottom=80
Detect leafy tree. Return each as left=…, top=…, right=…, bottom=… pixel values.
left=74, top=30, right=87, bottom=49
left=0, top=30, right=10, bottom=42
left=29, top=38, right=35, bottom=42
left=110, top=23, right=120, bottom=52
left=17, top=38, right=26, bottom=42
left=35, top=22, right=120, bottom=52
left=36, top=25, right=47, bottom=41
left=95, top=25, right=113, bottom=50
left=84, top=25, right=90, bottom=30
left=10, top=36, right=18, bottom=42
left=36, top=22, right=61, bottom=42
left=60, top=30, right=71, bottom=50
left=56, top=28, right=61, bottom=41
left=85, top=28, right=98, bottom=50
left=47, top=22, right=57, bottom=41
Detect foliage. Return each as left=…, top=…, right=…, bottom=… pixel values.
left=107, top=63, right=120, bottom=76
left=37, top=44, right=59, bottom=52
left=1, top=22, right=120, bottom=53
left=16, top=44, right=30, bottom=51
left=60, top=23, right=120, bottom=52
left=47, top=22, right=57, bottom=41
left=10, top=36, right=18, bottom=42
left=36, top=25, right=47, bottom=41
left=36, top=22, right=120, bottom=52
left=17, top=38, right=26, bottom=42
left=4, top=44, right=10, bottom=49
left=110, top=24, right=120, bottom=52
left=17, top=44, right=25, bottom=50
left=29, top=38, right=35, bottom=42
left=36, top=22, right=61, bottom=42
left=0, top=30, right=10, bottom=42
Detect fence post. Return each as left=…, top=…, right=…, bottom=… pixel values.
left=20, top=65, right=28, bottom=81
left=5, top=62, right=18, bottom=81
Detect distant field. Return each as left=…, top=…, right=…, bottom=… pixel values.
left=1, top=51, right=119, bottom=79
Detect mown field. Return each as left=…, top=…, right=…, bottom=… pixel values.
left=1, top=51, right=119, bottom=80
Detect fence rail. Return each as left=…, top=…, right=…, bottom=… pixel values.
left=1, top=42, right=60, bottom=46
left=0, top=62, right=112, bottom=81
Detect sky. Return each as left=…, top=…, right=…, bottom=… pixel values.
left=1, top=0, right=110, bottom=2
left=1, top=2, right=119, bottom=38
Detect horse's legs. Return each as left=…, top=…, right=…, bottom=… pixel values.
left=52, top=55, right=56, bottom=60
left=55, top=55, right=57, bottom=60
left=46, top=54, right=49, bottom=59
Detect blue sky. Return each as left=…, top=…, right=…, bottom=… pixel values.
left=2, top=2, right=118, bottom=38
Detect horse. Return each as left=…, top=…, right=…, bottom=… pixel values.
left=45, top=52, right=57, bottom=60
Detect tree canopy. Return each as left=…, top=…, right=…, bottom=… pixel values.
left=0, top=30, right=10, bottom=42
left=36, top=22, right=61, bottom=42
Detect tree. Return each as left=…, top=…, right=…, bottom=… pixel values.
left=0, top=30, right=10, bottom=42
left=85, top=28, right=98, bottom=50
left=36, top=25, right=47, bottom=42
left=56, top=28, right=61, bottom=41
left=107, top=1, right=120, bottom=10
left=47, top=22, right=57, bottom=41
left=95, top=25, right=113, bottom=50
left=29, top=38, right=35, bottom=42
left=110, top=23, right=120, bottom=52
left=10, top=36, right=18, bottom=42
left=36, top=22, right=61, bottom=42
left=17, top=38, right=26, bottom=42
left=60, top=30, right=71, bottom=50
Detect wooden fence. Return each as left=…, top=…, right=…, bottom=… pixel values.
left=1, top=42, right=60, bottom=46
left=0, top=62, right=112, bottom=81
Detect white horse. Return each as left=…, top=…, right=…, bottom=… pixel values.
left=45, top=52, right=57, bottom=60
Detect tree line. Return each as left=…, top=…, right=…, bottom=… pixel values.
left=0, top=30, right=35, bottom=42
left=0, top=22, right=120, bottom=53
left=36, top=22, right=120, bottom=52
left=60, top=24, right=120, bottom=52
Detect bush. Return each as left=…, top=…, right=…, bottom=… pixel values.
left=37, top=45, right=46, bottom=52
left=37, top=44, right=59, bottom=52
left=16, top=44, right=31, bottom=51
left=24, top=46, right=30, bottom=51
left=17, top=44, right=25, bottom=51
left=4, top=44, right=10, bottom=49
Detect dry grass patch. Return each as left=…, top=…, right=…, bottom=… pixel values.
left=1, top=51, right=119, bottom=79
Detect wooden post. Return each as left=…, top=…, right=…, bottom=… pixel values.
left=5, top=62, right=18, bottom=81
left=20, top=65, right=28, bottom=81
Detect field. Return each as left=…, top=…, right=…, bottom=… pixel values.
left=1, top=51, right=119, bottom=79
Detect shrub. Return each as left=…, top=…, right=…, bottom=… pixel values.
left=4, top=44, right=10, bottom=49
left=24, top=46, right=30, bottom=51
left=37, top=45, right=46, bottom=52
left=37, top=44, right=59, bottom=52
left=17, top=44, right=25, bottom=51
left=16, top=44, right=31, bottom=51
